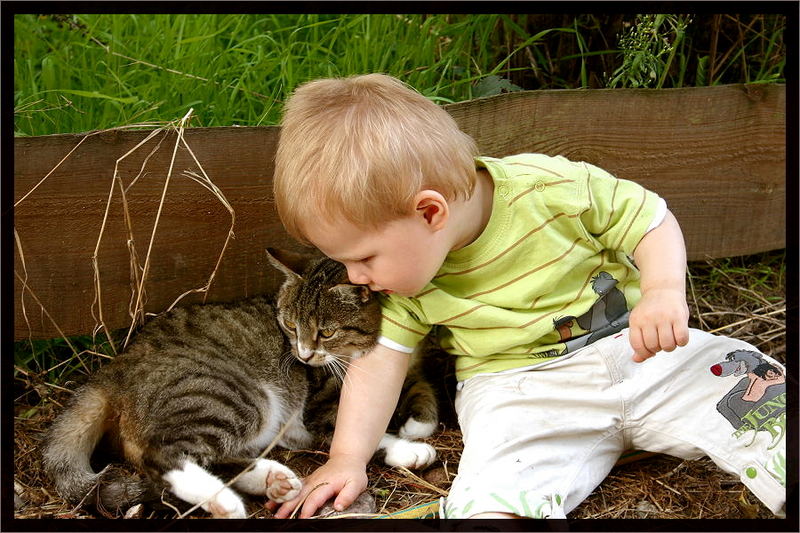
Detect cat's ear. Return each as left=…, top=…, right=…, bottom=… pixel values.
left=266, top=248, right=311, bottom=280
left=329, top=284, right=372, bottom=304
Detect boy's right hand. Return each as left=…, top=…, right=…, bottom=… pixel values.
left=270, top=454, right=368, bottom=518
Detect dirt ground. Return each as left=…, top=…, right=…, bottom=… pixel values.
left=13, top=253, right=788, bottom=521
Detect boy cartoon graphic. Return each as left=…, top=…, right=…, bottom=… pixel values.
left=269, top=74, right=786, bottom=519
left=711, top=350, right=785, bottom=431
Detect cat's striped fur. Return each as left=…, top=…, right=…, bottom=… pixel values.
left=41, top=249, right=438, bottom=518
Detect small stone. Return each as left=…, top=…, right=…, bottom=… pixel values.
left=422, top=466, right=448, bottom=486
left=317, top=492, right=376, bottom=517
left=13, top=482, right=26, bottom=511
left=124, top=504, right=144, bottom=519
left=634, top=500, right=659, bottom=517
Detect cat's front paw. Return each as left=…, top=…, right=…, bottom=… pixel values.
left=266, top=466, right=302, bottom=503
left=398, top=417, right=438, bottom=440
left=383, top=439, right=437, bottom=470
left=233, top=459, right=302, bottom=503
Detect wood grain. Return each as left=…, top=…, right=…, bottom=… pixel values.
left=13, top=84, right=785, bottom=340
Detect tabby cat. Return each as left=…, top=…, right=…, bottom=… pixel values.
left=41, top=249, right=439, bottom=518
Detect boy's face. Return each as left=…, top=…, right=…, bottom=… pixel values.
left=305, top=215, right=450, bottom=298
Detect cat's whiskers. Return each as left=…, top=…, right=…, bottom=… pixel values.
left=278, top=349, right=296, bottom=378
left=337, top=354, right=378, bottom=391
left=325, top=354, right=350, bottom=383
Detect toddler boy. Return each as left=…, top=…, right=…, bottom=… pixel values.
left=270, top=73, right=786, bottom=519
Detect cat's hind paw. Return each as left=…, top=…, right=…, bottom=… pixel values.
left=207, top=489, right=247, bottom=519
left=163, top=460, right=247, bottom=518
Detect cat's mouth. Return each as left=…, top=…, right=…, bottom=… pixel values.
left=293, top=347, right=351, bottom=368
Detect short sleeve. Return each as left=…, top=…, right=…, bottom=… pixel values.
left=377, top=294, right=432, bottom=353
left=578, top=162, right=662, bottom=255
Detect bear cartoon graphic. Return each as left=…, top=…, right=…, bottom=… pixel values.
left=555, top=271, right=629, bottom=354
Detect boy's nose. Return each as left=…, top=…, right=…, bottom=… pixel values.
left=346, top=264, right=370, bottom=285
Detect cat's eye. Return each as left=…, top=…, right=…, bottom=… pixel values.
left=319, top=328, right=336, bottom=339
left=283, top=319, right=296, bottom=331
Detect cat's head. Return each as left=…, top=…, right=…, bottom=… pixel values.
left=267, top=248, right=382, bottom=371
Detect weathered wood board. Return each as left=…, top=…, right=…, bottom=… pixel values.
left=13, top=84, right=786, bottom=340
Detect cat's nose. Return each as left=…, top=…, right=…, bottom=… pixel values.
left=297, top=344, right=315, bottom=362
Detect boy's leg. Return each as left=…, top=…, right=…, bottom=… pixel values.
left=442, top=346, right=628, bottom=519
left=600, top=328, right=787, bottom=517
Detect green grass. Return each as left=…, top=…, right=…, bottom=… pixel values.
left=13, top=14, right=538, bottom=135
left=14, top=13, right=786, bottom=136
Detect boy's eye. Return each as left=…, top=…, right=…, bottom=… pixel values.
left=319, top=328, right=336, bottom=338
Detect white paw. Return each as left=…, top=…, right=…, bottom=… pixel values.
left=206, top=487, right=247, bottom=519
left=383, top=438, right=437, bottom=469
left=233, top=459, right=302, bottom=503
left=398, top=417, right=438, bottom=440
left=164, top=460, right=246, bottom=518
left=266, top=464, right=302, bottom=503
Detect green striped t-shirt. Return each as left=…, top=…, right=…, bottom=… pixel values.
left=377, top=153, right=664, bottom=381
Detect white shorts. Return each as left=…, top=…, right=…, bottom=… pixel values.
left=442, top=328, right=786, bottom=518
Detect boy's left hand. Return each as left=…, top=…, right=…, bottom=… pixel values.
left=628, top=288, right=690, bottom=362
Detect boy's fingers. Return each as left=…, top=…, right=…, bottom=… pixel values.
left=658, top=324, right=677, bottom=352
left=640, top=325, right=661, bottom=355
left=629, top=328, right=653, bottom=362
left=272, top=499, right=297, bottom=519
left=272, top=488, right=310, bottom=518
left=674, top=323, right=690, bottom=347
left=300, top=484, right=338, bottom=518
left=333, top=481, right=363, bottom=512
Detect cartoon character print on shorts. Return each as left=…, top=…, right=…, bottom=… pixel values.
left=710, top=349, right=786, bottom=486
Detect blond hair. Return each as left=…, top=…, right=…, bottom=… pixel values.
left=273, top=73, right=478, bottom=244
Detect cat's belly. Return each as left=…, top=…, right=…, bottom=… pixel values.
left=245, top=385, right=312, bottom=452
left=245, top=386, right=285, bottom=452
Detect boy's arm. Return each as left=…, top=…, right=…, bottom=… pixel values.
left=629, top=209, right=690, bottom=361
left=272, top=343, right=410, bottom=518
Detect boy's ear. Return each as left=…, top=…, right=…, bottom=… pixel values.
left=266, top=248, right=309, bottom=280
left=413, top=190, right=449, bottom=231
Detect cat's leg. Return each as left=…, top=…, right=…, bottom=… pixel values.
left=162, top=459, right=246, bottom=518
left=399, top=416, right=438, bottom=440
left=378, top=433, right=437, bottom=469
left=396, top=369, right=439, bottom=440
left=278, top=420, right=315, bottom=450
left=226, top=458, right=302, bottom=503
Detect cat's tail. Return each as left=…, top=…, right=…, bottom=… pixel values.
left=41, top=384, right=156, bottom=514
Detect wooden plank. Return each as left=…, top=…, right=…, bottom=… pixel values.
left=447, top=84, right=786, bottom=261
left=13, top=84, right=785, bottom=341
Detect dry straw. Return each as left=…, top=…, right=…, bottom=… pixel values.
left=15, top=110, right=235, bottom=360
